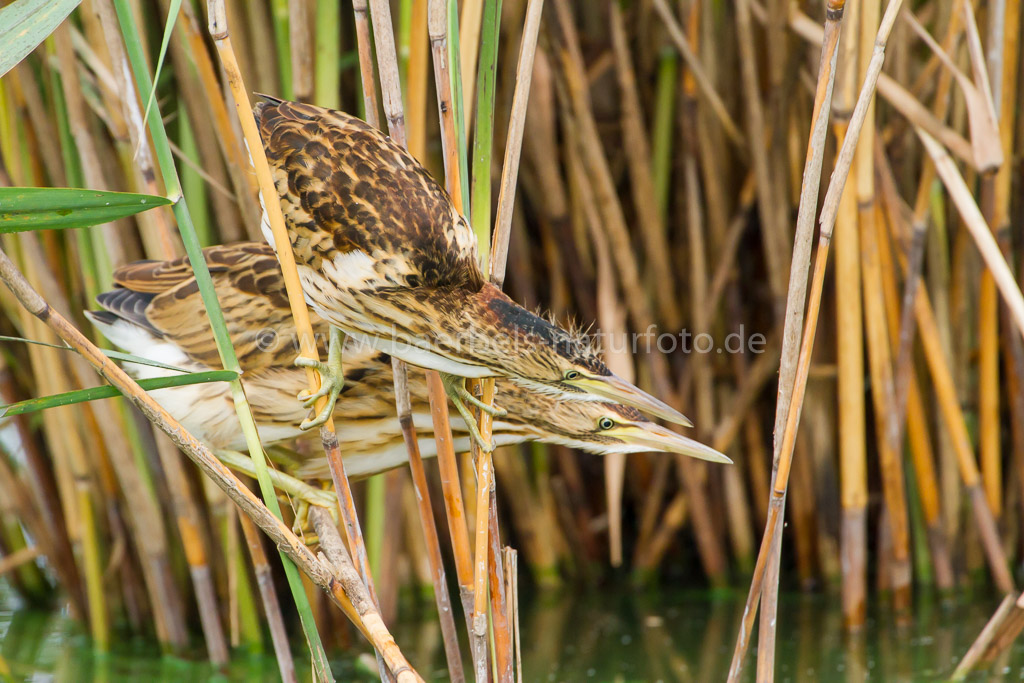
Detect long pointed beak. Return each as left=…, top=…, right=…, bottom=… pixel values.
left=618, top=422, right=732, bottom=464
left=574, top=373, right=694, bottom=427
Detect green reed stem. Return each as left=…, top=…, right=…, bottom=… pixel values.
left=315, top=0, right=341, bottom=108
left=111, top=4, right=332, bottom=679
left=366, top=473, right=386, bottom=587
left=398, top=0, right=413, bottom=90
left=470, top=0, right=501, bottom=257
left=269, top=0, right=294, bottom=99
left=178, top=104, right=211, bottom=245
left=448, top=0, right=470, bottom=212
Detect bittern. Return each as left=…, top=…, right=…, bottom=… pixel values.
left=254, top=97, right=691, bottom=450
left=86, top=243, right=731, bottom=488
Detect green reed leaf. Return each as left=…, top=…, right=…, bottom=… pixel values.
left=0, top=335, right=191, bottom=373
left=0, top=0, right=80, bottom=78
left=0, top=188, right=172, bottom=233
left=1, top=370, right=238, bottom=417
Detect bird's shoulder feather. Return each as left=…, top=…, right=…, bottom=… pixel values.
left=254, top=99, right=484, bottom=293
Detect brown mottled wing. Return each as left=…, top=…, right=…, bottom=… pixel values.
left=254, top=99, right=484, bottom=292
left=108, top=242, right=324, bottom=371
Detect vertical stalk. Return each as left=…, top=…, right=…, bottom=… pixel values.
left=428, top=3, right=485, bottom=678
left=315, top=0, right=341, bottom=108
left=730, top=1, right=847, bottom=677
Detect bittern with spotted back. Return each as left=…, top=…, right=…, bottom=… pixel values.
left=86, top=243, right=730, bottom=493
left=253, top=97, right=692, bottom=450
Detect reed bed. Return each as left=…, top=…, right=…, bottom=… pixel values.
left=1, top=0, right=1023, bottom=680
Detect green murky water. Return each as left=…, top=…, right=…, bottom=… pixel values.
left=2, top=584, right=1023, bottom=681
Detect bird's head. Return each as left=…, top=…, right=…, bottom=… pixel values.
left=501, top=391, right=730, bottom=462
left=483, top=291, right=693, bottom=427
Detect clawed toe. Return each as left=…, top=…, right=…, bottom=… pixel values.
left=294, top=329, right=345, bottom=431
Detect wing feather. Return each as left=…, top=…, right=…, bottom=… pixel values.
left=100, top=243, right=323, bottom=371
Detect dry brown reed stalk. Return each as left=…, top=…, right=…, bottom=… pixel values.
left=951, top=593, right=1021, bottom=679
left=490, top=0, right=543, bottom=289
left=238, top=513, right=298, bottom=683
left=848, top=0, right=913, bottom=617
left=873, top=148, right=955, bottom=590
left=152, top=435, right=228, bottom=660
left=987, top=0, right=1024, bottom=516
left=884, top=229, right=1015, bottom=592
left=407, top=0, right=431, bottom=163
left=353, top=0, right=382, bottom=120
left=833, top=91, right=868, bottom=627
left=729, top=0, right=847, bottom=677
left=289, top=0, right=313, bottom=102
left=503, top=546, right=522, bottom=683
left=781, top=7, right=976, bottom=168
left=309, top=506, right=424, bottom=683
left=862, top=201, right=914, bottom=608
left=362, top=1, right=466, bottom=677
left=917, top=129, right=1024, bottom=338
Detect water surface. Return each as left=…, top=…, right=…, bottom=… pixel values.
left=2, top=584, right=1020, bottom=681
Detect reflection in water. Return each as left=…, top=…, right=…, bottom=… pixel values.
left=2, top=584, right=1022, bottom=681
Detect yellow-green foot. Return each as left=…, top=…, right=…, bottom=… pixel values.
left=296, top=327, right=345, bottom=430
left=440, top=373, right=505, bottom=453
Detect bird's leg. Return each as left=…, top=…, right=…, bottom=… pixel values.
left=440, top=372, right=506, bottom=416
left=214, top=450, right=338, bottom=536
left=439, top=373, right=505, bottom=453
left=296, top=326, right=345, bottom=430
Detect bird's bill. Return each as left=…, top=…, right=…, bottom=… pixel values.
left=572, top=372, right=694, bottom=427
left=617, top=422, right=732, bottom=464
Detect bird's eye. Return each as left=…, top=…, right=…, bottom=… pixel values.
left=598, top=417, right=615, bottom=430
left=564, top=370, right=581, bottom=380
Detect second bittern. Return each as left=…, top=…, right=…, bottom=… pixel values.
left=86, top=243, right=731, bottom=482
left=254, top=97, right=691, bottom=449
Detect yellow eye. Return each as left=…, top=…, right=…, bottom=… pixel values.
left=565, top=370, right=581, bottom=380
left=598, top=417, right=614, bottom=430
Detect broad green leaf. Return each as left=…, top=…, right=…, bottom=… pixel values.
left=0, top=187, right=172, bottom=233
left=1, top=370, right=238, bottom=416
left=0, top=335, right=191, bottom=374
left=0, top=0, right=81, bottom=78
